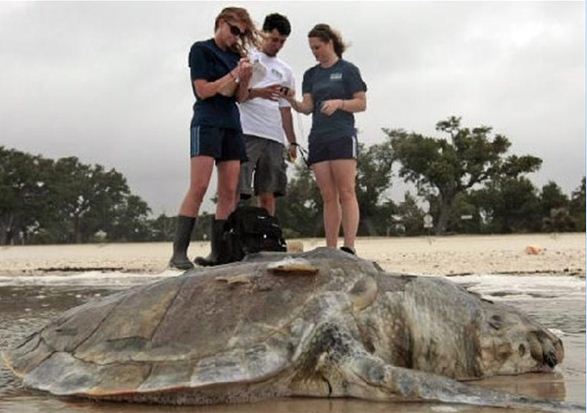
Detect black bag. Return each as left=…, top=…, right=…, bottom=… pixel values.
left=219, top=206, right=287, bottom=264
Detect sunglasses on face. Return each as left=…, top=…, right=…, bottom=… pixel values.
left=226, top=21, right=245, bottom=37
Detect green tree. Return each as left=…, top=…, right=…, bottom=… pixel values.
left=50, top=157, right=131, bottom=243
left=107, top=195, right=152, bottom=241
left=569, top=177, right=585, bottom=231
left=394, top=192, right=425, bottom=235
left=385, top=116, right=542, bottom=234
left=539, top=181, right=574, bottom=232
left=0, top=147, right=54, bottom=244
left=356, top=142, right=395, bottom=236
left=471, top=176, right=541, bottom=233
left=542, top=207, right=576, bottom=233
left=428, top=192, right=481, bottom=234
left=149, top=214, right=176, bottom=241
left=277, top=164, right=322, bottom=238
left=277, top=140, right=396, bottom=238
left=540, top=181, right=569, bottom=216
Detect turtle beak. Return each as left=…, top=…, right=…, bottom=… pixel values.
left=544, top=348, right=560, bottom=369
left=529, top=331, right=564, bottom=371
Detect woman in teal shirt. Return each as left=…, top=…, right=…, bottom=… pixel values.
left=285, top=23, right=367, bottom=255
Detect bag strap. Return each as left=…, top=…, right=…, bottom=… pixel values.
left=290, top=142, right=310, bottom=168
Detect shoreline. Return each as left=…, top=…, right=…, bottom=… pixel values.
left=0, top=233, right=584, bottom=278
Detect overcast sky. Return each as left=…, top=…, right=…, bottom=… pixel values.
left=1, top=1, right=584, bottom=215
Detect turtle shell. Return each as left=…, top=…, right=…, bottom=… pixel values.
left=3, top=249, right=376, bottom=399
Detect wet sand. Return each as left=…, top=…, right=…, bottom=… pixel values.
left=0, top=233, right=584, bottom=277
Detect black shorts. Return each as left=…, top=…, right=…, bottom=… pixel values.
left=308, top=135, right=358, bottom=165
left=190, top=125, right=247, bottom=163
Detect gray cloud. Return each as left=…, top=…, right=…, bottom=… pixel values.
left=0, top=2, right=584, bottom=215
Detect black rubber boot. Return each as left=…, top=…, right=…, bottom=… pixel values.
left=194, top=219, right=226, bottom=267
left=169, top=215, right=196, bottom=270
left=340, top=246, right=356, bottom=255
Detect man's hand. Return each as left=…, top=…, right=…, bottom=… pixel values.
left=250, top=84, right=282, bottom=101
left=287, top=143, right=297, bottom=162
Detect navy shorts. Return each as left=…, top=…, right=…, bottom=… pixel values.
left=190, top=125, right=247, bottom=163
left=308, top=135, right=359, bottom=165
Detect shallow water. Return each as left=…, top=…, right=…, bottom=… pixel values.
left=0, top=272, right=584, bottom=413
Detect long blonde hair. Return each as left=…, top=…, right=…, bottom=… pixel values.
left=215, top=7, right=262, bottom=56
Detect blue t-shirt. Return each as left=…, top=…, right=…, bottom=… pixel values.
left=189, top=39, right=241, bottom=130
left=302, top=59, right=367, bottom=143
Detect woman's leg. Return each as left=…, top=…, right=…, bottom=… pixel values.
left=216, top=160, right=241, bottom=219
left=171, top=156, right=215, bottom=269
left=179, top=156, right=215, bottom=217
left=312, top=161, right=341, bottom=248
left=331, top=159, right=359, bottom=250
left=194, top=159, right=240, bottom=267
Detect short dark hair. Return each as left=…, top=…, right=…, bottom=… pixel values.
left=263, top=13, right=291, bottom=36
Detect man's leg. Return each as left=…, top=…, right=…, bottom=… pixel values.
left=238, top=135, right=263, bottom=209
left=254, top=140, right=287, bottom=216
left=258, top=193, right=276, bottom=216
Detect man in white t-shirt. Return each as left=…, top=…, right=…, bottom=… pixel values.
left=238, top=13, right=297, bottom=216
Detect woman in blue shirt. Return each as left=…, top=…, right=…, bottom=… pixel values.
left=170, top=7, right=260, bottom=269
left=284, top=24, right=367, bottom=255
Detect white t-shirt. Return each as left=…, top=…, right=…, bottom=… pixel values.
left=239, top=49, right=295, bottom=145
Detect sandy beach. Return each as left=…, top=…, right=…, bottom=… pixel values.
left=0, top=233, right=584, bottom=277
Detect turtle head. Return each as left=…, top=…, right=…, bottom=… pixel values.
left=478, top=304, right=564, bottom=376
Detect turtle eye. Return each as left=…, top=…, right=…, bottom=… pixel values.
left=488, top=315, right=504, bottom=330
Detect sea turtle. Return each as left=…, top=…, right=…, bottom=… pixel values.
left=2, top=248, right=582, bottom=412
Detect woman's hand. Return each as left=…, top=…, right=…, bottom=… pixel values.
left=277, top=90, right=313, bottom=115
left=320, top=99, right=343, bottom=116
left=278, top=87, right=295, bottom=103
left=238, top=58, right=252, bottom=83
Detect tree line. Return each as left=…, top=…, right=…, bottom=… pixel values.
left=1, top=117, right=584, bottom=245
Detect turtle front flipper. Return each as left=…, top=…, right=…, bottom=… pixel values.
left=343, top=356, right=584, bottom=412
left=291, top=322, right=584, bottom=413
